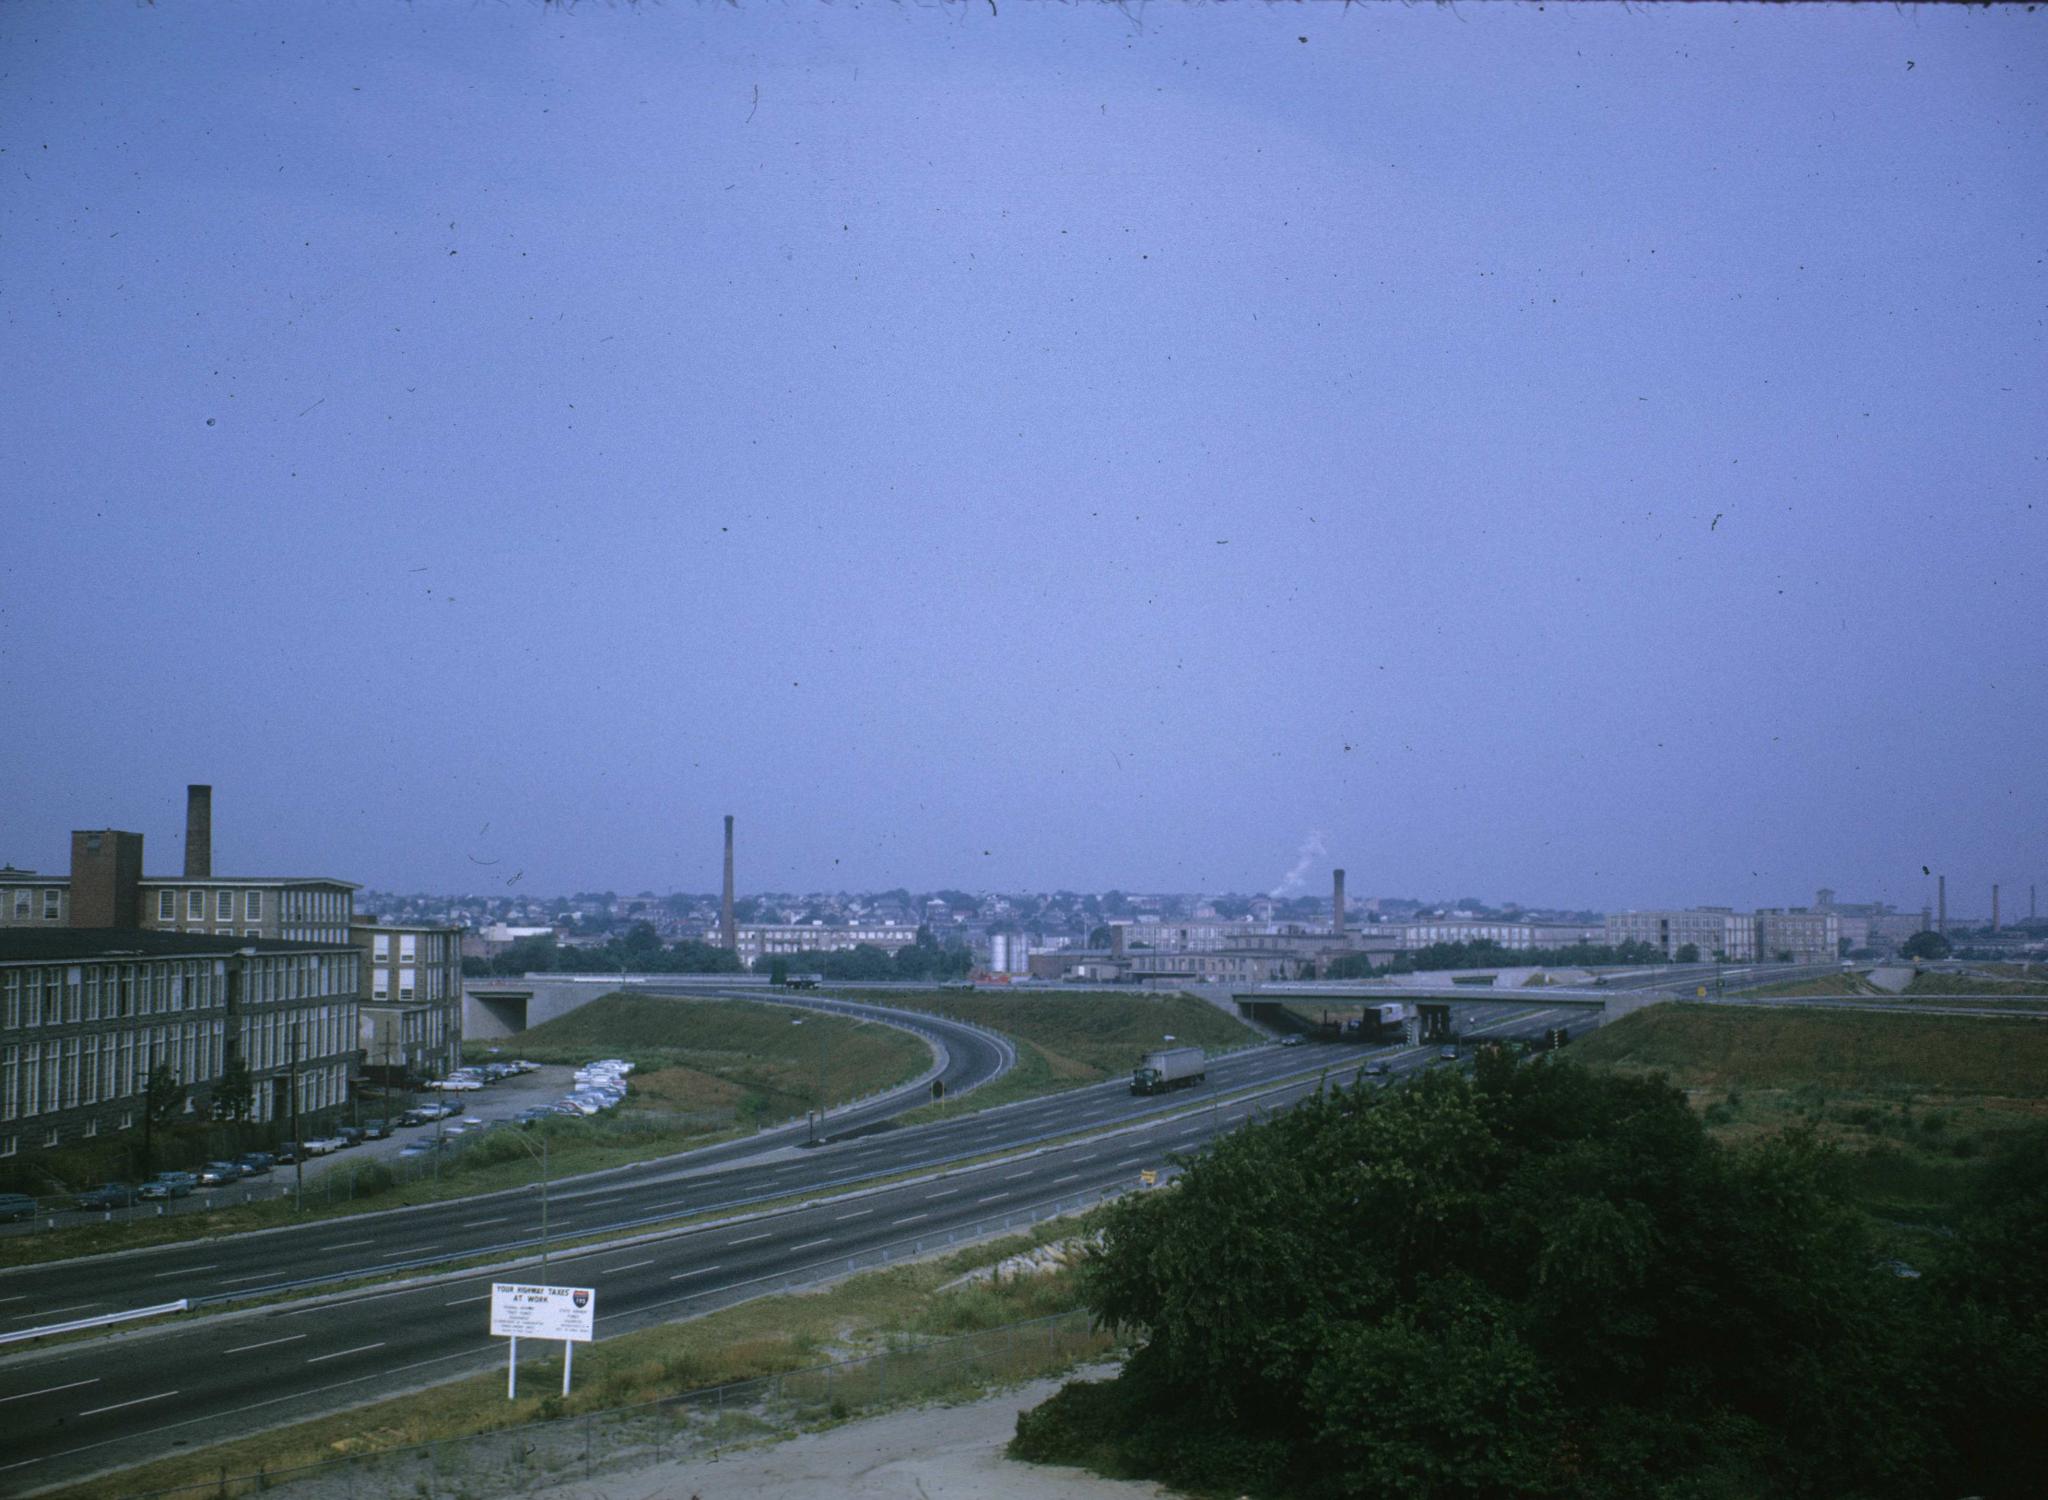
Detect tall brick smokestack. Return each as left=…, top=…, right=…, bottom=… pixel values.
left=1332, top=869, right=1346, bottom=936
left=1992, top=884, right=2000, bottom=932
left=1938, top=875, right=1947, bottom=934
left=184, top=784, right=212, bottom=879
left=720, top=815, right=737, bottom=952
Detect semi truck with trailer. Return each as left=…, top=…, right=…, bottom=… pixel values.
left=1131, top=1045, right=1207, bottom=1096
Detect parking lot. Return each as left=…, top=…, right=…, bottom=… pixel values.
left=1, top=1063, right=579, bottom=1236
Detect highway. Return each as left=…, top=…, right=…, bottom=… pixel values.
left=0, top=1002, right=1582, bottom=1493
left=0, top=994, right=1345, bottom=1341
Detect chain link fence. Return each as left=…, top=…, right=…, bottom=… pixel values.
left=117, top=1308, right=1111, bottom=1500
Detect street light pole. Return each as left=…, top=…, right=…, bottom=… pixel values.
left=289, top=1022, right=303, bottom=1214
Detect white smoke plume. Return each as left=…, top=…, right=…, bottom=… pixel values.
left=1270, top=829, right=1329, bottom=898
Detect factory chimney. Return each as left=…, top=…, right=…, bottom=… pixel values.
left=1938, top=875, right=1946, bottom=935
left=1992, top=884, right=2000, bottom=932
left=720, top=815, right=737, bottom=952
left=184, top=784, right=213, bottom=879
left=1332, top=869, right=1347, bottom=936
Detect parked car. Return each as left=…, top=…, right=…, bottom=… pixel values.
left=396, top=1108, right=428, bottom=1127
left=273, top=1141, right=303, bottom=1164
left=0, top=1192, right=37, bottom=1223
left=361, top=1119, right=392, bottom=1140
left=235, top=1152, right=274, bottom=1176
left=198, top=1160, right=244, bottom=1186
left=139, top=1171, right=196, bottom=1199
left=334, top=1126, right=365, bottom=1149
left=74, top=1182, right=137, bottom=1211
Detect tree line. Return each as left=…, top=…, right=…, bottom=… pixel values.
left=1324, top=938, right=1674, bottom=978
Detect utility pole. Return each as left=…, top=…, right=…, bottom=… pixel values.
left=290, top=1022, right=304, bottom=1214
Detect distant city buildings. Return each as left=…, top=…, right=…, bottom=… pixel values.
left=735, top=922, right=918, bottom=968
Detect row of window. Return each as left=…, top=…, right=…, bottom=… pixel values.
left=1, top=1021, right=222, bottom=1122
left=3, top=961, right=228, bottom=1029
left=1, top=954, right=362, bottom=1031
left=6, top=889, right=65, bottom=921
left=157, top=888, right=266, bottom=922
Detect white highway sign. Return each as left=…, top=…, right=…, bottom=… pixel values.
left=490, top=1283, right=596, bottom=1343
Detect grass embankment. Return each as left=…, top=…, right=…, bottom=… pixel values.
left=875, top=989, right=1258, bottom=1123
left=1573, top=1003, right=2048, bottom=1222
left=515, top=991, right=932, bottom=1124
left=46, top=1214, right=1112, bottom=1500
left=1738, top=971, right=2048, bottom=1005
left=1738, top=972, right=1889, bottom=998
left=0, top=997, right=929, bottom=1272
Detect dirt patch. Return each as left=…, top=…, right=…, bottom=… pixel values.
left=520, top=1368, right=1180, bottom=1500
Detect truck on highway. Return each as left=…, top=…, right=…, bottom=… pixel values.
left=1131, top=1045, right=1207, bottom=1096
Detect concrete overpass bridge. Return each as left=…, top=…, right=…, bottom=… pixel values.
left=1232, top=981, right=1628, bottom=1044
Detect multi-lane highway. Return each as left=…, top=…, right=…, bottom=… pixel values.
left=0, top=999, right=1584, bottom=1493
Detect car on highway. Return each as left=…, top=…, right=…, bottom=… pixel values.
left=198, top=1160, right=244, bottom=1186
left=1364, top=1059, right=1391, bottom=1076
left=1279, top=1034, right=1305, bottom=1047
left=74, top=1182, right=137, bottom=1210
left=1438, top=1045, right=1460, bottom=1062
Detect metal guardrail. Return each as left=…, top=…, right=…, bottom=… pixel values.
left=0, top=1297, right=188, bottom=1346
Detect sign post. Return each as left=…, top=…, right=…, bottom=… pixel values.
left=491, top=1283, right=596, bottom=1401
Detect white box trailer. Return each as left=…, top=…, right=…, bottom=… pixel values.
left=1131, top=1045, right=1207, bottom=1095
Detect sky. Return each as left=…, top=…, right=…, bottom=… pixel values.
left=1, top=1, right=2043, bottom=915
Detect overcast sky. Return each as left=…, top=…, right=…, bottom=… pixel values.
left=2, top=2, right=2042, bottom=914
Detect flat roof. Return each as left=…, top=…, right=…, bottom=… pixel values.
left=0, top=930, right=357, bottom=962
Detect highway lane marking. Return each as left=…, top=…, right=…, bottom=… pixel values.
left=216, top=1271, right=282, bottom=1285
left=1005, top=1170, right=1034, bottom=1180
left=599, top=1259, right=656, bottom=1274
left=11, top=1304, right=99, bottom=1320
left=463, top=1216, right=513, bottom=1228
left=78, top=1389, right=178, bottom=1417
left=152, top=1265, right=214, bottom=1277
left=834, top=1209, right=872, bottom=1220
left=789, top=1238, right=833, bottom=1252
left=0, top=1295, right=25, bottom=1305
left=1115, top=1157, right=1144, bottom=1167
left=306, top=1342, right=387, bottom=1364
left=1051, top=1173, right=1081, bottom=1184
left=320, top=1239, right=375, bottom=1251
left=975, top=1193, right=1008, bottom=1204
left=892, top=1213, right=928, bottom=1225
left=222, top=1334, right=306, bottom=1355
left=444, top=1293, right=489, bottom=1306
left=727, top=1232, right=771, bottom=1245
left=925, top=1187, right=959, bottom=1199
left=0, top=1379, right=98, bottom=1405
left=670, top=1265, right=722, bottom=1280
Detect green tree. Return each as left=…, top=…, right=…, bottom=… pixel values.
left=1674, top=942, right=1701, bottom=963
left=213, top=1049, right=254, bottom=1125
left=139, top=1061, right=186, bottom=1173
left=1026, top=1059, right=1953, bottom=1499
left=1901, top=930, right=1952, bottom=960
